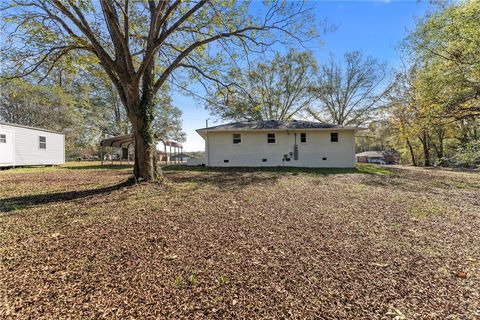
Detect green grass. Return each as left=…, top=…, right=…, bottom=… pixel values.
left=0, top=166, right=60, bottom=174
left=0, top=161, right=132, bottom=174
left=408, top=205, right=448, bottom=219
left=61, top=162, right=132, bottom=170
left=162, top=163, right=394, bottom=175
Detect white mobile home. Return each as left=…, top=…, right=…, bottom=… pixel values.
left=196, top=120, right=357, bottom=168
left=0, top=123, right=65, bottom=168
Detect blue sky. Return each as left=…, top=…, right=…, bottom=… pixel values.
left=176, top=0, right=429, bottom=151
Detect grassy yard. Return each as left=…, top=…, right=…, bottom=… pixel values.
left=0, top=162, right=479, bottom=319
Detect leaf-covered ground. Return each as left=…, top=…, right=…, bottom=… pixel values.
left=1, top=163, right=479, bottom=319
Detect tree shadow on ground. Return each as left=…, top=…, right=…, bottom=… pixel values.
left=62, top=164, right=133, bottom=171
left=164, top=171, right=281, bottom=190
left=162, top=164, right=395, bottom=176
left=0, top=180, right=134, bottom=213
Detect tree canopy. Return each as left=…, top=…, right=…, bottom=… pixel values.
left=206, top=50, right=317, bottom=121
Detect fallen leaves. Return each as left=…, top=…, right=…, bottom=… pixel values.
left=0, top=165, right=479, bottom=318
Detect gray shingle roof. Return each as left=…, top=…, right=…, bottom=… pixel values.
left=198, top=120, right=354, bottom=131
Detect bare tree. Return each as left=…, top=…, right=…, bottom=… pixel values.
left=1, top=0, right=313, bottom=180
left=308, top=51, right=389, bottom=127
left=207, top=50, right=318, bottom=121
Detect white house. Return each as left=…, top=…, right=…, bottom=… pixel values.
left=0, top=122, right=65, bottom=168
left=195, top=120, right=357, bottom=168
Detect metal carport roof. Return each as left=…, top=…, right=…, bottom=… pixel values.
left=100, top=134, right=134, bottom=148
left=100, top=134, right=183, bottom=148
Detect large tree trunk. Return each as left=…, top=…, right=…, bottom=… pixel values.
left=130, top=120, right=156, bottom=180
left=122, top=79, right=157, bottom=181
left=121, top=60, right=158, bottom=181
left=130, top=97, right=157, bottom=181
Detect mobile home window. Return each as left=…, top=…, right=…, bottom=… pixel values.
left=267, top=133, right=276, bottom=143
left=232, top=133, right=241, bottom=144
left=300, top=133, right=307, bottom=143
left=39, top=136, right=47, bottom=149
left=0, top=134, right=6, bottom=143
left=330, top=132, right=338, bottom=143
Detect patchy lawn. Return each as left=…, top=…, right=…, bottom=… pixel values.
left=0, top=163, right=479, bottom=319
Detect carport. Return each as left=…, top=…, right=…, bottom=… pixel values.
left=99, top=134, right=184, bottom=165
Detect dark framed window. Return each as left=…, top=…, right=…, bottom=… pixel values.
left=39, top=136, right=46, bottom=149
left=232, top=133, right=241, bottom=144
left=0, top=134, right=6, bottom=143
left=300, top=133, right=307, bottom=143
left=267, top=133, right=276, bottom=143
left=330, top=132, right=338, bottom=143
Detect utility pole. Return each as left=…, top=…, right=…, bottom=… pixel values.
left=206, top=118, right=209, bottom=128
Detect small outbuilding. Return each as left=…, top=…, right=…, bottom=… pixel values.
left=356, top=151, right=398, bottom=165
left=0, top=122, right=65, bottom=168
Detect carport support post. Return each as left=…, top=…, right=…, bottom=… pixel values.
left=169, top=145, right=172, bottom=164
left=164, top=142, right=167, bottom=165
left=101, top=146, right=104, bottom=166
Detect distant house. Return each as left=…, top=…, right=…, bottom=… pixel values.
left=195, top=120, right=357, bottom=167
left=356, top=151, right=398, bottom=165
left=0, top=122, right=65, bottom=168
left=170, top=153, right=192, bottom=161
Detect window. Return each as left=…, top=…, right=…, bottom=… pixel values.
left=330, top=132, right=338, bottom=143
left=232, top=133, right=241, bottom=144
left=39, top=136, right=46, bottom=149
left=300, top=133, right=307, bottom=143
left=0, top=134, right=6, bottom=143
left=224, top=159, right=229, bottom=163
left=262, top=159, right=267, bottom=162
left=267, top=133, right=276, bottom=143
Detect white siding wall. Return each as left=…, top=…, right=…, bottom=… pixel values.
left=205, top=130, right=355, bottom=168
left=0, top=124, right=65, bottom=167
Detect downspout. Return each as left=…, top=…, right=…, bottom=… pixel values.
left=293, top=132, right=298, bottom=161
left=205, top=131, right=210, bottom=166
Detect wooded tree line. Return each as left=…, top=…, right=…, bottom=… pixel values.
left=0, top=69, right=184, bottom=160
left=383, top=0, right=480, bottom=167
